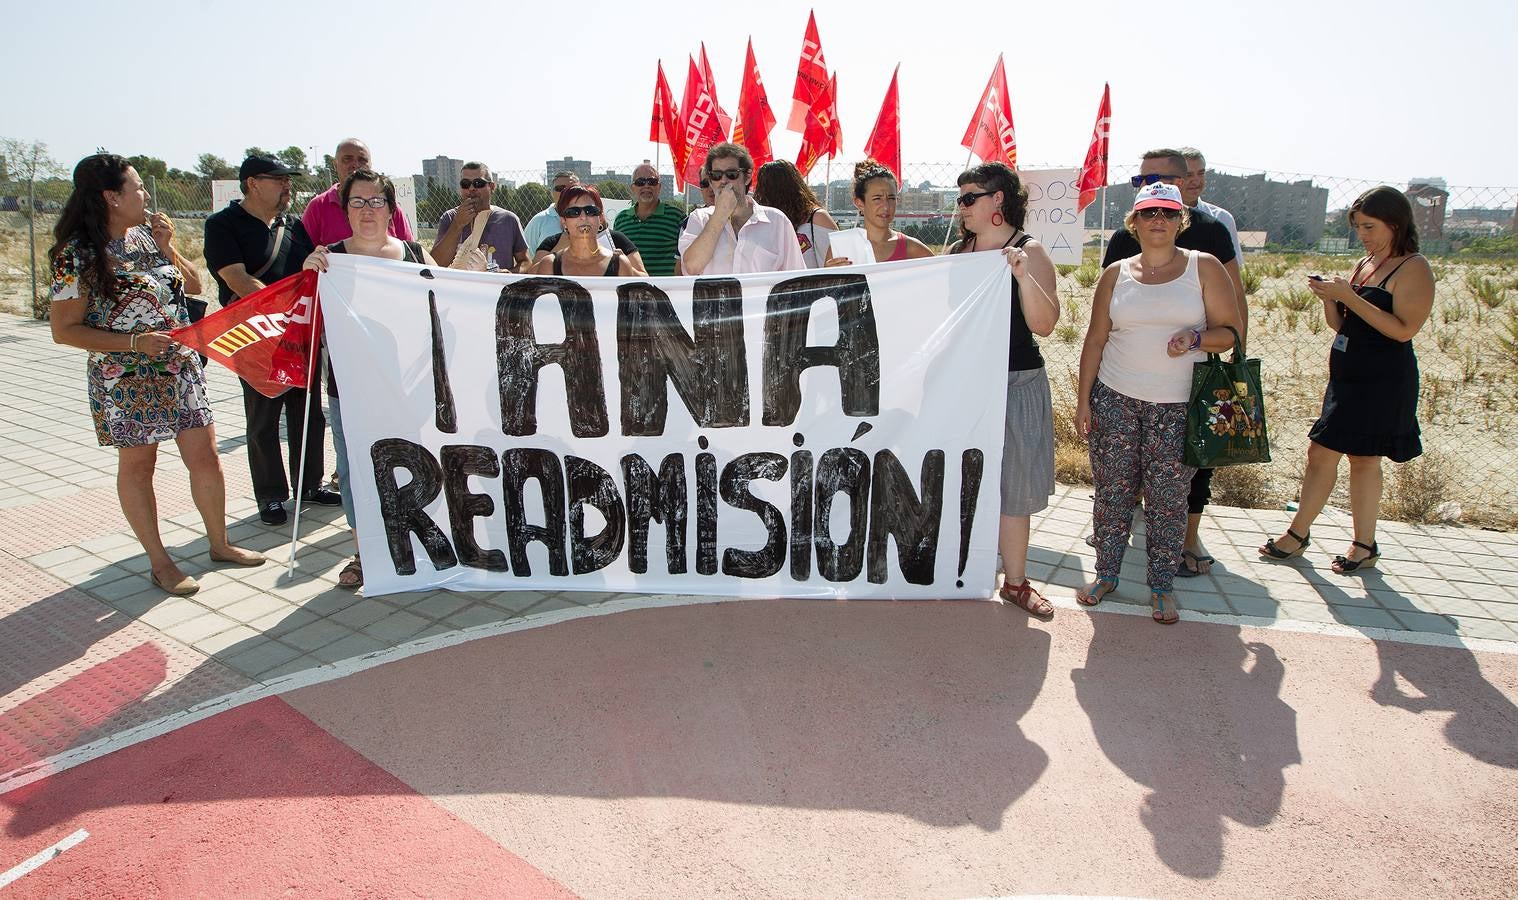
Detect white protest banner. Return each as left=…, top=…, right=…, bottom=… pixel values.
left=1019, top=168, right=1083, bottom=265
left=211, top=179, right=241, bottom=213
left=318, top=253, right=1013, bottom=599
left=392, top=178, right=417, bottom=236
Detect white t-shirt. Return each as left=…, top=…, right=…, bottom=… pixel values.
left=678, top=203, right=806, bottom=275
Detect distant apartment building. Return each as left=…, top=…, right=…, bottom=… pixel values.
left=1406, top=178, right=1449, bottom=243
left=546, top=157, right=593, bottom=184
left=1085, top=171, right=1330, bottom=249
left=589, top=169, right=631, bottom=187
left=422, top=155, right=465, bottom=190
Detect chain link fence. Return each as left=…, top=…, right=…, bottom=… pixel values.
left=4, top=159, right=1516, bottom=528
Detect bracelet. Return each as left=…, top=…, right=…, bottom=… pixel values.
left=129, top=332, right=138, bottom=352
left=1188, top=328, right=1203, bottom=351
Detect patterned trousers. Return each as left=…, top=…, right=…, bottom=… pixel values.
left=1088, top=380, right=1196, bottom=593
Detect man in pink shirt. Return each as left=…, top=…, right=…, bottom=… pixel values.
left=301, top=137, right=414, bottom=245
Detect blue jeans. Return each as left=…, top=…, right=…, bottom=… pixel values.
left=327, top=393, right=357, bottom=530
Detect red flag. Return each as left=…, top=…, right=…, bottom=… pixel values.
left=825, top=73, right=842, bottom=156
left=862, top=65, right=902, bottom=184
left=698, top=43, right=732, bottom=140
left=795, top=75, right=837, bottom=177
left=960, top=55, right=1018, bottom=168
left=733, top=38, right=777, bottom=170
left=652, top=61, right=690, bottom=188
left=787, top=10, right=829, bottom=132
left=171, top=271, right=320, bottom=398
left=680, top=55, right=727, bottom=187
left=1075, top=83, right=1112, bottom=213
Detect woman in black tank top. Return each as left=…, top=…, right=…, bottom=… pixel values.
left=1261, top=186, right=1434, bottom=575
left=949, top=162, right=1061, bottom=617
left=527, top=184, right=628, bottom=278
left=301, top=170, right=442, bottom=591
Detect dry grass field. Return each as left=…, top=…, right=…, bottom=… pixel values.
left=4, top=211, right=1515, bottom=530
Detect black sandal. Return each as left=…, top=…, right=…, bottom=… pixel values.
left=1333, top=540, right=1380, bottom=575
left=1260, top=528, right=1310, bottom=561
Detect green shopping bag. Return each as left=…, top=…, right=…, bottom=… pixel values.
left=1183, top=325, right=1271, bottom=468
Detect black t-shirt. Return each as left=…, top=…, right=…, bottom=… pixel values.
left=1101, top=204, right=1237, bottom=268
left=203, top=200, right=316, bottom=305
left=536, top=229, right=638, bottom=256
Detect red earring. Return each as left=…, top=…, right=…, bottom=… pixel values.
left=991, top=211, right=1004, bottom=227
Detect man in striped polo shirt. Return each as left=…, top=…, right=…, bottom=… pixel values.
left=613, top=162, right=684, bottom=277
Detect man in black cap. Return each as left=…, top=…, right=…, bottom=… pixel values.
left=204, top=156, right=337, bottom=525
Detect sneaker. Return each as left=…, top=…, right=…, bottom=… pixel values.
left=325, top=471, right=340, bottom=492
left=301, top=488, right=341, bottom=507
left=259, top=500, right=287, bottom=525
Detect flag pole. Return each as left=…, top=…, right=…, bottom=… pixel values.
left=284, top=291, right=323, bottom=578
left=1098, top=185, right=1107, bottom=264
left=941, top=148, right=974, bottom=254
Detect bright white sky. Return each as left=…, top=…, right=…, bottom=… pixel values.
left=9, top=0, right=1514, bottom=189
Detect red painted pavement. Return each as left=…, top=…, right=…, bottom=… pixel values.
left=0, top=696, right=575, bottom=899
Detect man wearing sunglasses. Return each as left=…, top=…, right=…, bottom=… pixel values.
left=523, top=171, right=581, bottom=253
left=613, top=162, right=683, bottom=276
left=679, top=142, right=804, bottom=275
left=1099, top=148, right=1249, bottom=579
left=432, top=162, right=528, bottom=272
left=302, top=138, right=415, bottom=247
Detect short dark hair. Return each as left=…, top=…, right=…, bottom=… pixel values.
left=1178, top=147, right=1205, bottom=166
left=1351, top=186, right=1420, bottom=256
left=956, top=162, right=1029, bottom=230
left=704, top=142, right=753, bottom=178
left=340, top=169, right=395, bottom=210
left=461, top=161, right=493, bottom=182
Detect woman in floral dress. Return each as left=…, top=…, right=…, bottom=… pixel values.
left=49, top=153, right=263, bottom=595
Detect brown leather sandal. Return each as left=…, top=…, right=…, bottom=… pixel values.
left=338, top=555, right=363, bottom=590
left=1000, top=579, right=1054, bottom=618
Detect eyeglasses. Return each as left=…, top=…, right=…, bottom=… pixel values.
left=254, top=174, right=292, bottom=184
left=1130, top=173, right=1182, bottom=188
left=699, top=179, right=710, bottom=189
left=460, top=178, right=491, bottom=189
left=561, top=205, right=601, bottom=218
left=632, top=177, right=660, bottom=187
left=955, top=190, right=993, bottom=208
left=1136, top=207, right=1182, bottom=221
left=707, top=168, right=746, bottom=182
left=347, top=197, right=389, bottom=209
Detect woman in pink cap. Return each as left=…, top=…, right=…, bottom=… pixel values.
left=1074, top=182, right=1241, bottom=624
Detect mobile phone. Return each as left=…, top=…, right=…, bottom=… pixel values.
left=1308, top=274, right=1325, bottom=281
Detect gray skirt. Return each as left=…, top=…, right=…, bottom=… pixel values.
left=1001, top=367, right=1056, bottom=517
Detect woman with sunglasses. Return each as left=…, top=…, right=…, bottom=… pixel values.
left=528, top=185, right=633, bottom=277
left=303, top=169, right=451, bottom=589
left=1075, top=183, right=1240, bottom=624
left=947, top=162, right=1060, bottom=617
left=754, top=159, right=839, bottom=268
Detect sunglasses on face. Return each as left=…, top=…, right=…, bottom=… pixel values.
left=460, top=178, right=491, bottom=189
left=955, top=189, right=993, bottom=208
left=1137, top=207, right=1182, bottom=221
left=1130, top=173, right=1182, bottom=188
left=699, top=180, right=710, bottom=189
left=561, top=205, right=601, bottom=218
left=632, top=177, right=660, bottom=187
left=347, top=197, right=389, bottom=209
left=707, top=168, right=745, bottom=182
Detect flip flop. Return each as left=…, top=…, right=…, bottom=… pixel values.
left=1175, top=550, right=1213, bottom=577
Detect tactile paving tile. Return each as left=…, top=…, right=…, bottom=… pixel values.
left=0, top=550, right=253, bottom=786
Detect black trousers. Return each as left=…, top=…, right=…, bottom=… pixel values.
left=241, top=378, right=326, bottom=504
left=1187, top=467, right=1214, bottom=515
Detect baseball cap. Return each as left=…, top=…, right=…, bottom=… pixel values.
left=1132, top=182, right=1184, bottom=211
left=239, top=156, right=299, bottom=181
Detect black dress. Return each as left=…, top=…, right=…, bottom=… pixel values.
left=1307, top=256, right=1422, bottom=461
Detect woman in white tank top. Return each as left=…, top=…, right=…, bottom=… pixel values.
left=1073, top=183, right=1242, bottom=624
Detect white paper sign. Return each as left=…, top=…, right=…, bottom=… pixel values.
left=393, top=178, right=417, bottom=236
left=318, top=254, right=1014, bottom=599
left=211, top=179, right=241, bottom=213
left=1019, top=168, right=1084, bottom=265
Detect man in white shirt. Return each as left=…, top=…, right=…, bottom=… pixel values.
left=1180, top=147, right=1244, bottom=263
left=679, top=142, right=805, bottom=275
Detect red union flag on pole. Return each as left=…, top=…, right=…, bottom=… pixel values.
left=651, top=61, right=690, bottom=187
left=171, top=271, right=320, bottom=398
left=1076, top=83, right=1112, bottom=213
left=698, top=43, right=733, bottom=140
left=960, top=54, right=1018, bottom=168
left=825, top=72, right=842, bottom=155
left=733, top=37, right=777, bottom=169
left=787, top=10, right=828, bottom=132
left=795, top=74, right=834, bottom=176
left=862, top=64, right=901, bottom=183
left=680, top=55, right=727, bottom=186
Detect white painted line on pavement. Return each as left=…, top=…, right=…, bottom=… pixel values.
left=0, top=828, right=89, bottom=889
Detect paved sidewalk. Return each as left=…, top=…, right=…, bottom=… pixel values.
left=1, top=310, right=1515, bottom=788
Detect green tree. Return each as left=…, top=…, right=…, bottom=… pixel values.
left=491, top=183, right=515, bottom=210
left=195, top=153, right=236, bottom=180
left=244, top=146, right=275, bottom=162
left=419, top=181, right=457, bottom=226
left=276, top=146, right=309, bottom=175
left=597, top=180, right=632, bottom=200
left=510, top=182, right=553, bottom=224
left=127, top=154, right=168, bottom=180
